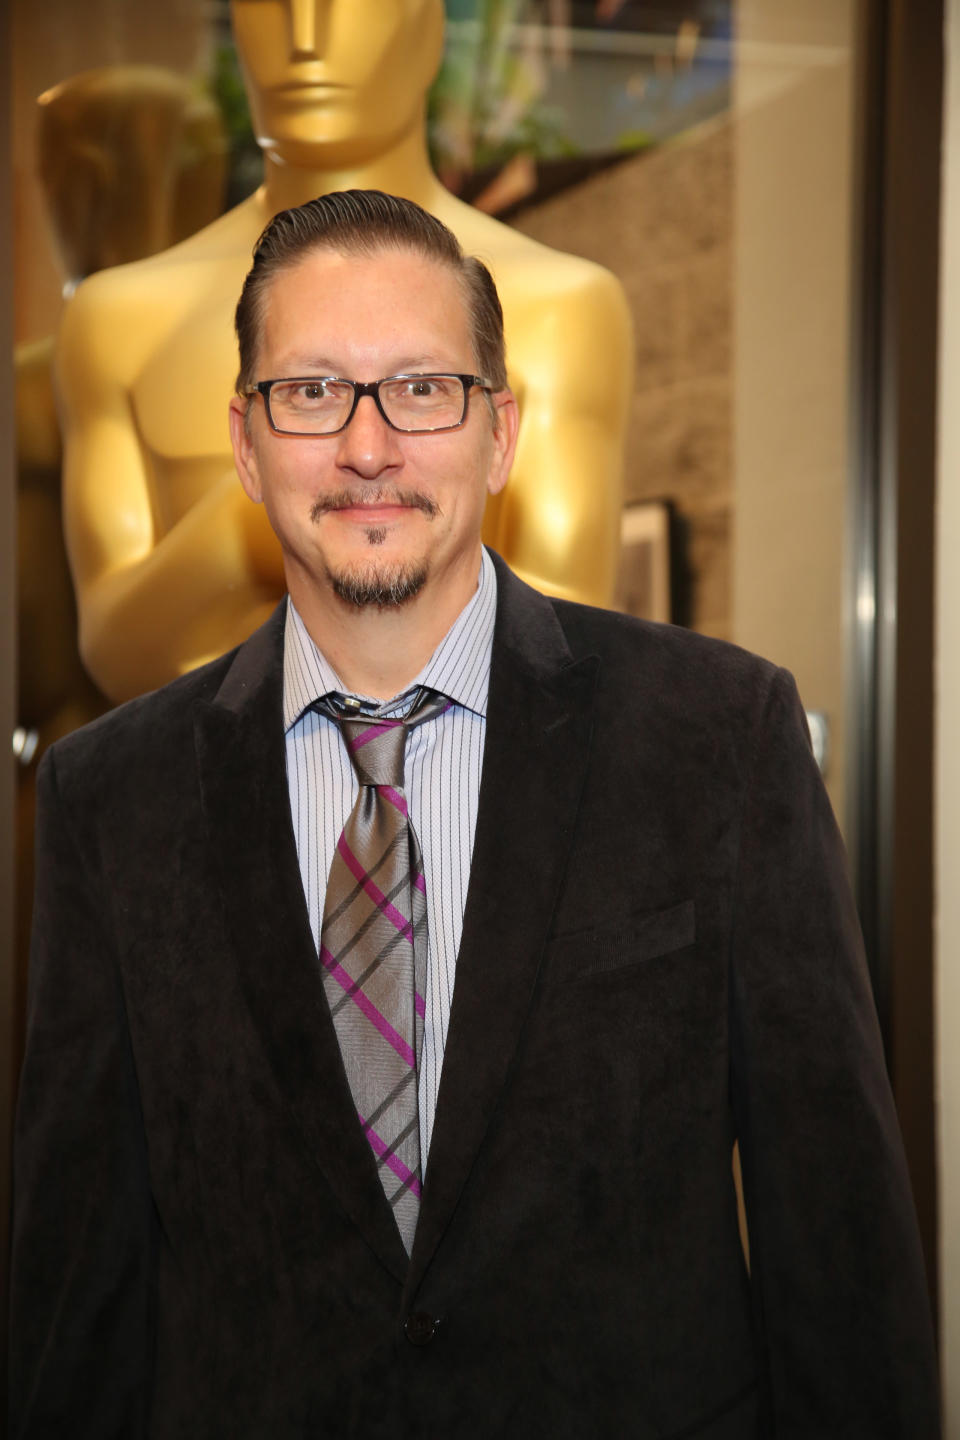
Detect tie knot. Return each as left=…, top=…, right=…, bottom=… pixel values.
left=324, top=687, right=451, bottom=790
left=338, top=715, right=407, bottom=788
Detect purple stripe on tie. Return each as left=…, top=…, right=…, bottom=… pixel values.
left=348, top=718, right=403, bottom=751
left=320, top=946, right=415, bottom=1067
left=337, top=834, right=414, bottom=943
left=413, top=872, right=426, bottom=895
left=360, top=1114, right=423, bottom=1198
left=380, top=785, right=408, bottom=816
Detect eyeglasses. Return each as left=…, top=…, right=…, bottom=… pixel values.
left=244, top=373, right=494, bottom=436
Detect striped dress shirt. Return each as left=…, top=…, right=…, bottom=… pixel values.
left=282, top=548, right=497, bottom=1167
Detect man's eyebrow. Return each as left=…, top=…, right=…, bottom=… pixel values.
left=277, top=356, right=341, bottom=374
left=277, top=355, right=458, bottom=376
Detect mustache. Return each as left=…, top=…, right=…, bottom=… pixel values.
left=310, top=487, right=440, bottom=523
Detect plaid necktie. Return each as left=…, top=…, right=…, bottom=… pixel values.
left=317, top=688, right=450, bottom=1253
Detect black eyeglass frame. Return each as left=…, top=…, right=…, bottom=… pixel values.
left=244, top=373, right=494, bottom=436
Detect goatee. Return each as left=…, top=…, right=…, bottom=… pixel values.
left=329, top=561, right=429, bottom=609
left=313, top=484, right=436, bottom=609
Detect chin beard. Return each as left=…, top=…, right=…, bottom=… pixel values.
left=329, top=559, right=429, bottom=609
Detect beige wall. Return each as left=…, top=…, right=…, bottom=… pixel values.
left=937, top=1, right=960, bottom=1428
left=731, top=0, right=855, bottom=830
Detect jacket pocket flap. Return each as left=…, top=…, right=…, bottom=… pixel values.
left=551, top=899, right=696, bottom=977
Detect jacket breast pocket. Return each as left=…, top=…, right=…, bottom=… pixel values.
left=548, top=898, right=696, bottom=979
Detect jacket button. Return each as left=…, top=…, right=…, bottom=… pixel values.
left=404, top=1311, right=438, bottom=1346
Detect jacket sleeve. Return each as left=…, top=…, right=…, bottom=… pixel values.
left=728, top=666, right=940, bottom=1437
left=9, top=744, right=155, bottom=1438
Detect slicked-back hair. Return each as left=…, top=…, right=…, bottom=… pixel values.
left=234, top=190, right=508, bottom=403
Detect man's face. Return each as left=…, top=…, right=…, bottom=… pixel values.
left=230, top=0, right=444, bottom=168
left=229, top=247, right=517, bottom=617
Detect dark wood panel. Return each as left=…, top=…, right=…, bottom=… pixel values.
left=1, top=0, right=18, bottom=1408
left=851, top=0, right=942, bottom=1321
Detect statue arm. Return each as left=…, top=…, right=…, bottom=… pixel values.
left=488, top=266, right=634, bottom=607
left=57, top=280, right=281, bottom=705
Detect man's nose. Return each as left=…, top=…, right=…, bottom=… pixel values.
left=335, top=393, right=403, bottom=477
left=289, top=0, right=326, bottom=59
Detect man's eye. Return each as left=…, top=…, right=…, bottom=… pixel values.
left=407, top=379, right=435, bottom=397
left=298, top=383, right=327, bottom=400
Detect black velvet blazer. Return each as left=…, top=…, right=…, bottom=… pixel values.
left=9, top=554, right=940, bottom=1438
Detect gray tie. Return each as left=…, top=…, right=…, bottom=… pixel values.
left=316, top=689, right=450, bottom=1253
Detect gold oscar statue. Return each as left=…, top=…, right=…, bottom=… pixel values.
left=57, top=0, right=634, bottom=704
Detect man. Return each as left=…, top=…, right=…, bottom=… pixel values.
left=10, top=191, right=940, bottom=1438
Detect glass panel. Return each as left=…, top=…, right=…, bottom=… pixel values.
left=11, top=0, right=861, bottom=850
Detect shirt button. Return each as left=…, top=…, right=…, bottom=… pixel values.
left=404, top=1311, right=438, bottom=1346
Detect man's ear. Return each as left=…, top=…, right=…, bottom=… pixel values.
left=228, top=396, right=263, bottom=503
left=487, top=388, right=519, bottom=497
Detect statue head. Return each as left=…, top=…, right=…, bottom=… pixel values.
left=230, top=0, right=445, bottom=169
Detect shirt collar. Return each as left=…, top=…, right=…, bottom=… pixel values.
left=282, top=547, right=498, bottom=731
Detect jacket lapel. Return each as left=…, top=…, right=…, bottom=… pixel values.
left=408, top=557, right=599, bottom=1291
left=193, top=605, right=409, bottom=1282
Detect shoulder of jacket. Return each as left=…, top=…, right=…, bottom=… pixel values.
left=552, top=598, right=780, bottom=683
left=46, top=646, right=240, bottom=779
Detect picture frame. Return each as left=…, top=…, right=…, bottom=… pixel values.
left=616, top=499, right=672, bottom=623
